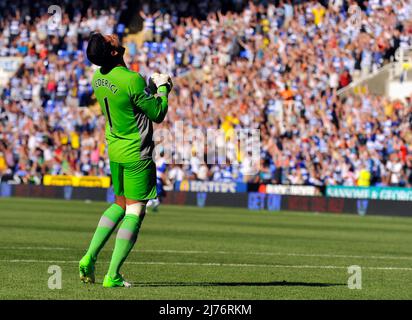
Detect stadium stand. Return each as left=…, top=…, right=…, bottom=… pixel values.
left=1, top=0, right=412, bottom=187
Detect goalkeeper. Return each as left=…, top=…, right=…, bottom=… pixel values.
left=79, top=32, right=172, bottom=288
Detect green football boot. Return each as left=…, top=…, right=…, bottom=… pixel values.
left=79, top=254, right=95, bottom=284
left=103, top=274, right=132, bottom=288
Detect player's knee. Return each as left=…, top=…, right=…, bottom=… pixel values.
left=125, top=202, right=146, bottom=217
left=115, top=196, right=126, bottom=210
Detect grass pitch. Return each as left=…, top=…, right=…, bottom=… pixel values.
left=0, top=197, right=411, bottom=300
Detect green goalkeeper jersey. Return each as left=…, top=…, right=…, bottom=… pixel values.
left=91, top=66, right=168, bottom=163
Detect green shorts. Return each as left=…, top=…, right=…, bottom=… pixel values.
left=109, top=159, right=157, bottom=201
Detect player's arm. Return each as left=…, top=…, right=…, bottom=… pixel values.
left=129, top=74, right=170, bottom=124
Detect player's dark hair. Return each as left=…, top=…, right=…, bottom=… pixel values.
left=86, top=32, right=111, bottom=66
left=86, top=32, right=126, bottom=70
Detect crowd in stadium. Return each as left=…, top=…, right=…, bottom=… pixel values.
left=1, top=0, right=412, bottom=188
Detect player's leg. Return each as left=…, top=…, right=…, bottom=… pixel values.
left=103, top=199, right=146, bottom=288
left=147, top=180, right=162, bottom=212
left=150, top=197, right=160, bottom=212
left=82, top=195, right=125, bottom=260
left=153, top=181, right=164, bottom=212
left=103, top=160, right=157, bottom=288
left=79, top=162, right=125, bottom=283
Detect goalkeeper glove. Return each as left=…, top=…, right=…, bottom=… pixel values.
left=149, top=73, right=173, bottom=95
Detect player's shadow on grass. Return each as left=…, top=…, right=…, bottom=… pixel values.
left=133, top=281, right=344, bottom=288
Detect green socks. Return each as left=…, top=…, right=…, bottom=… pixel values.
left=107, top=214, right=144, bottom=278
left=86, top=203, right=125, bottom=261
left=84, top=203, right=145, bottom=280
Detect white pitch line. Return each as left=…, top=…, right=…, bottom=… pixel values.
left=0, top=246, right=70, bottom=251
left=0, top=259, right=412, bottom=271
left=1, top=246, right=412, bottom=261
left=139, top=249, right=412, bottom=261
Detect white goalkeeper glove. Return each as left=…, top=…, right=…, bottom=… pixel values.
left=149, top=73, right=173, bottom=95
